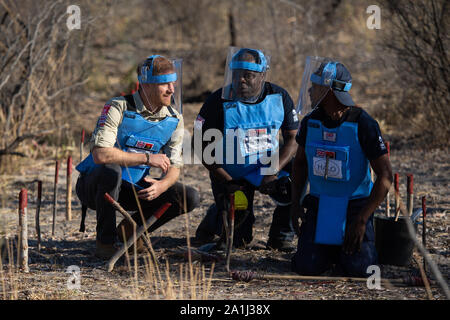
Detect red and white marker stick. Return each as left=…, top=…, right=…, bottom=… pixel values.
left=407, top=174, right=414, bottom=216
left=35, top=181, right=42, bottom=251
left=52, top=160, right=60, bottom=236
left=107, top=202, right=172, bottom=272
left=394, top=173, right=400, bottom=221
left=66, top=156, right=73, bottom=221
left=18, top=189, right=29, bottom=273
left=226, top=193, right=235, bottom=272
left=385, top=141, right=391, bottom=217
left=80, top=129, right=85, bottom=163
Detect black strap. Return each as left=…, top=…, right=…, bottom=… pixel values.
left=167, top=105, right=177, bottom=118
left=124, top=94, right=137, bottom=111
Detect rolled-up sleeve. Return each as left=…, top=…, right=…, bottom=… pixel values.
left=89, top=100, right=125, bottom=151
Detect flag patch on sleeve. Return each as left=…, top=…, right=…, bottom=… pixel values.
left=98, top=104, right=111, bottom=127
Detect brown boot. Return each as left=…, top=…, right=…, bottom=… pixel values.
left=116, top=219, right=145, bottom=254
left=95, top=240, right=119, bottom=260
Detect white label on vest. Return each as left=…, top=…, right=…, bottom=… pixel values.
left=243, top=128, right=273, bottom=154
left=323, top=131, right=336, bottom=142
left=313, top=156, right=343, bottom=179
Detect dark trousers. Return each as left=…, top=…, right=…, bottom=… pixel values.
left=76, top=164, right=200, bottom=244
left=291, top=195, right=378, bottom=277
left=196, top=172, right=295, bottom=246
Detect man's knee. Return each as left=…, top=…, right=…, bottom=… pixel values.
left=184, top=185, right=200, bottom=213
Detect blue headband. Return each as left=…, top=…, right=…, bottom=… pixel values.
left=310, top=62, right=352, bottom=92
left=230, top=49, right=268, bottom=72
left=138, top=55, right=177, bottom=84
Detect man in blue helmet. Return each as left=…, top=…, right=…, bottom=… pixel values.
left=76, top=55, right=199, bottom=259
left=290, top=58, right=393, bottom=276
left=193, top=47, right=299, bottom=251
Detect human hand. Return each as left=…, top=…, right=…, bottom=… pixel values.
left=290, top=201, right=305, bottom=237
left=137, top=177, right=167, bottom=201
left=259, top=175, right=277, bottom=194
left=343, top=216, right=366, bottom=255
left=147, top=154, right=170, bottom=173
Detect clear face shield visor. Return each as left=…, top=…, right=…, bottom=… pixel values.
left=222, top=47, right=270, bottom=103
left=138, top=55, right=183, bottom=114
left=296, top=56, right=335, bottom=115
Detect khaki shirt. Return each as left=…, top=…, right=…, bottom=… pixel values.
left=89, top=91, right=184, bottom=168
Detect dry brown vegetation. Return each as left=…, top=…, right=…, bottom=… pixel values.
left=0, top=0, right=448, bottom=301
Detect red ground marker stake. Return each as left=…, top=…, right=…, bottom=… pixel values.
left=422, top=196, right=427, bottom=272
left=385, top=142, right=391, bottom=217
left=35, top=181, right=42, bottom=251
left=52, top=160, right=60, bottom=236
left=66, top=156, right=73, bottom=221
left=106, top=202, right=172, bottom=272
left=18, top=188, right=29, bottom=273
left=407, top=174, right=414, bottom=216
left=394, top=173, right=400, bottom=221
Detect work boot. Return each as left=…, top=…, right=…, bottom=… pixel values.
left=95, top=240, right=119, bottom=260
left=266, top=238, right=295, bottom=253
left=116, top=219, right=145, bottom=254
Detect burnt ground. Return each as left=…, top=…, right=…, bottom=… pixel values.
left=0, top=103, right=448, bottom=300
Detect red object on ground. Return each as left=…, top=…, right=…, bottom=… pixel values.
left=394, top=173, right=399, bottom=192
left=422, top=196, right=426, bottom=218
left=67, top=156, right=73, bottom=175
left=407, top=174, right=413, bottom=195
left=81, top=129, right=85, bottom=144
left=19, top=188, right=27, bottom=212
left=154, top=202, right=172, bottom=219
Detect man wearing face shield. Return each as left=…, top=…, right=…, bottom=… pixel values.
left=75, top=55, right=199, bottom=259
left=193, top=48, right=299, bottom=251
left=290, top=58, right=392, bottom=276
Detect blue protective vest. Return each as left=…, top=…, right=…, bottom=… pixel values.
left=76, top=106, right=179, bottom=188
left=221, top=93, right=286, bottom=186
left=305, top=118, right=373, bottom=245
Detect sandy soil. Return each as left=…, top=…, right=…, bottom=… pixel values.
left=0, top=103, right=448, bottom=300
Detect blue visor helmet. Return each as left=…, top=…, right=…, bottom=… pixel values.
left=310, top=61, right=355, bottom=107
left=230, top=48, right=268, bottom=72
left=138, top=55, right=177, bottom=84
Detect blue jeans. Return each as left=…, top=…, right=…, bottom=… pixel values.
left=291, top=195, right=378, bottom=277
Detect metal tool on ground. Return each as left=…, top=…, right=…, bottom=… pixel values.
left=80, top=129, right=85, bottom=163
left=35, top=180, right=42, bottom=252
left=385, top=141, right=390, bottom=217
left=106, top=201, right=172, bottom=272
left=225, top=193, right=235, bottom=272
left=230, top=270, right=428, bottom=287
left=51, top=160, right=59, bottom=236
left=410, top=208, right=423, bottom=223
left=407, top=174, right=414, bottom=216
left=66, top=156, right=73, bottom=221
left=18, top=188, right=29, bottom=273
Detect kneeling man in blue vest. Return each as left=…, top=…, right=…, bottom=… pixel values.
left=76, top=55, right=199, bottom=259
left=290, top=57, right=393, bottom=277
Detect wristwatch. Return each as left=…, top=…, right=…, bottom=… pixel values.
left=145, top=152, right=150, bottom=166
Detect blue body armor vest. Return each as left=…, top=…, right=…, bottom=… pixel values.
left=76, top=102, right=179, bottom=188
left=305, top=118, right=373, bottom=245
left=221, top=93, right=287, bottom=186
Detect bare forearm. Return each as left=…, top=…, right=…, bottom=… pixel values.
left=159, top=166, right=180, bottom=190
left=92, top=147, right=146, bottom=167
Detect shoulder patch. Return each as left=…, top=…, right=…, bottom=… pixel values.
left=98, top=104, right=111, bottom=127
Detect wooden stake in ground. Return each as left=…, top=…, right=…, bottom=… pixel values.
left=52, top=160, right=59, bottom=236
left=18, top=189, right=29, bottom=273
left=225, top=193, right=235, bottom=273
left=66, top=156, right=73, bottom=221
left=394, top=173, right=400, bottom=221
left=385, top=141, right=391, bottom=217
left=80, top=129, right=85, bottom=163
left=35, top=180, right=42, bottom=252
left=407, top=174, right=414, bottom=216
left=107, top=202, right=172, bottom=272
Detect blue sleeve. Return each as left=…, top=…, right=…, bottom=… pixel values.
left=358, top=111, right=388, bottom=160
